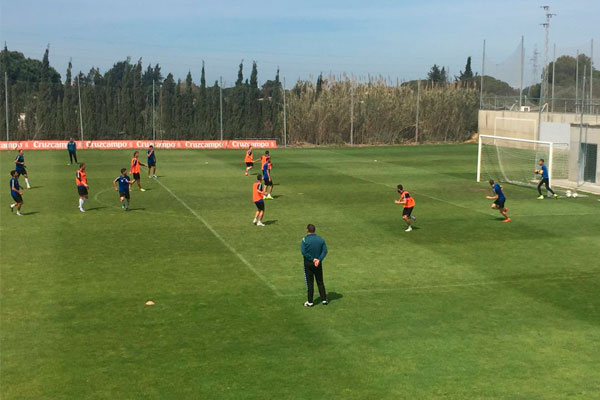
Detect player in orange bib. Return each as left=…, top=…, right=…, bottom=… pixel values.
left=394, top=184, right=417, bottom=232
left=244, top=146, right=256, bottom=176
left=260, top=151, right=271, bottom=170
left=252, top=174, right=267, bottom=226
left=75, top=163, right=89, bottom=212
left=130, top=151, right=147, bottom=192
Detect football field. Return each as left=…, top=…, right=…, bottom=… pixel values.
left=2, top=144, right=599, bottom=399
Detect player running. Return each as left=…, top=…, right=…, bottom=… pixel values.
left=113, top=168, right=135, bottom=211
left=244, top=146, right=256, bottom=176
left=15, top=149, right=31, bottom=189
left=130, top=151, right=146, bottom=191
left=9, top=170, right=24, bottom=216
left=252, top=174, right=266, bottom=226
left=147, top=145, right=157, bottom=178
left=76, top=163, right=89, bottom=213
left=487, top=179, right=511, bottom=222
left=262, top=159, right=274, bottom=200
left=394, top=184, right=417, bottom=232
left=534, top=159, right=558, bottom=200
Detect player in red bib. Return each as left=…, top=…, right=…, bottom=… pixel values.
left=394, top=184, right=417, bottom=232
left=244, top=146, right=257, bottom=176
left=130, top=151, right=146, bottom=192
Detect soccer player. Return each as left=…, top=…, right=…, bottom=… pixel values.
left=130, top=151, right=146, bottom=191
left=260, top=150, right=271, bottom=171
left=147, top=145, right=157, bottom=178
left=9, top=170, right=24, bottom=216
left=15, top=149, right=31, bottom=189
left=534, top=159, right=558, bottom=200
left=244, top=146, right=256, bottom=176
left=76, top=163, right=89, bottom=213
left=487, top=179, right=511, bottom=222
left=301, top=224, right=329, bottom=307
left=113, top=168, right=135, bottom=211
left=262, top=159, right=274, bottom=200
left=394, top=184, right=416, bottom=232
left=252, top=174, right=266, bottom=226
left=67, top=138, right=78, bottom=165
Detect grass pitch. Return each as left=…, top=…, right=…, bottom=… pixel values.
left=1, top=145, right=599, bottom=399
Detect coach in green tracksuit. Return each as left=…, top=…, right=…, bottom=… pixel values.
left=300, top=224, right=328, bottom=307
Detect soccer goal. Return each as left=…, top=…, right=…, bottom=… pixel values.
left=477, top=135, right=569, bottom=188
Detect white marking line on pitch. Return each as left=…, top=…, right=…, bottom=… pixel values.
left=155, top=179, right=283, bottom=297
left=276, top=273, right=599, bottom=297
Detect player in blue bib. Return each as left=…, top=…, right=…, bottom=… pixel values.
left=147, top=145, right=157, bottom=178
left=9, top=170, right=24, bottom=216
left=262, top=160, right=274, bottom=200
left=486, top=179, right=510, bottom=222
left=14, top=149, right=31, bottom=189
left=534, top=159, right=558, bottom=200
left=113, top=168, right=136, bottom=211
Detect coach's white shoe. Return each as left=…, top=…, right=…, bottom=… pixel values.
left=79, top=207, right=86, bottom=213
left=405, top=226, right=412, bottom=232
left=257, top=221, right=265, bottom=226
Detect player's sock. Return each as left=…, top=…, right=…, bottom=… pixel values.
left=79, top=198, right=84, bottom=208
left=253, top=217, right=257, bottom=224
left=10, top=203, right=15, bottom=209
left=25, top=178, right=30, bottom=188
left=405, top=226, right=412, bottom=232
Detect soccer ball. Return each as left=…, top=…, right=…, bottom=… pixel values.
left=572, top=192, right=579, bottom=198
left=566, top=190, right=572, bottom=198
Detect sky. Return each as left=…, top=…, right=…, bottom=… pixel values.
left=1, top=0, right=598, bottom=87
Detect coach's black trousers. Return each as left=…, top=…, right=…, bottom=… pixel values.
left=304, top=261, right=327, bottom=303
left=537, top=178, right=555, bottom=195
left=69, top=150, right=78, bottom=164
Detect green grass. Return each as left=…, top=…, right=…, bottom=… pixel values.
left=1, top=145, right=599, bottom=399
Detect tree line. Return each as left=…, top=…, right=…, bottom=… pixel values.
left=1, top=46, right=482, bottom=144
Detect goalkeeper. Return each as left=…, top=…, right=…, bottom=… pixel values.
left=534, top=159, right=558, bottom=200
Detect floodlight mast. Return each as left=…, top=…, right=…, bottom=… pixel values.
left=537, top=6, right=556, bottom=139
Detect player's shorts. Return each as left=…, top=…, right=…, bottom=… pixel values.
left=11, top=193, right=23, bottom=203
left=246, top=162, right=254, bottom=167
left=133, top=173, right=141, bottom=180
left=264, top=179, right=273, bottom=186
left=16, top=169, right=26, bottom=176
left=147, top=160, right=156, bottom=167
left=77, top=186, right=88, bottom=196
left=255, top=200, right=265, bottom=211
left=402, top=207, right=414, bottom=217
left=119, top=191, right=130, bottom=200
left=494, top=199, right=505, bottom=209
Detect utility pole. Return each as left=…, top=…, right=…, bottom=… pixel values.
left=219, top=76, right=223, bottom=142
left=519, top=36, right=524, bottom=109
left=480, top=39, right=485, bottom=109
left=530, top=45, right=539, bottom=98
left=551, top=43, right=556, bottom=112
left=4, top=71, right=8, bottom=141
left=77, top=74, right=84, bottom=141
left=152, top=80, right=156, bottom=142
left=350, top=83, right=354, bottom=146
left=282, top=77, right=287, bottom=147
left=575, top=50, right=579, bottom=113
left=590, top=38, right=594, bottom=114
left=415, top=80, right=420, bottom=143
left=538, top=6, right=555, bottom=139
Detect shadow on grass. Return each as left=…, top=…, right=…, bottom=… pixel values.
left=316, top=291, right=343, bottom=304
left=21, top=211, right=39, bottom=215
left=263, top=220, right=278, bottom=225
left=85, top=206, right=108, bottom=211
left=272, top=195, right=284, bottom=199
left=28, top=186, right=42, bottom=189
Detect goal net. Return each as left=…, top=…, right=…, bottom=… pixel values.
left=477, top=135, right=569, bottom=188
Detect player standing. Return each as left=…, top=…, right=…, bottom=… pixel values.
left=113, top=168, right=135, bottom=211
left=394, top=184, right=416, bottom=232
left=244, top=146, right=256, bottom=176
left=76, top=163, right=89, bottom=213
left=534, top=159, right=558, bottom=200
left=15, top=149, right=31, bottom=189
left=262, top=159, right=274, bottom=200
left=147, top=145, right=157, bottom=178
left=67, top=138, right=78, bottom=165
left=130, top=151, right=146, bottom=191
left=252, top=174, right=266, bottom=226
left=9, top=170, right=24, bottom=216
left=487, top=179, right=511, bottom=222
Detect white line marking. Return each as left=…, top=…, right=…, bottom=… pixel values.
left=155, top=179, right=282, bottom=297
left=276, top=272, right=599, bottom=297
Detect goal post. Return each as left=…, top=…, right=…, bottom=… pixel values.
left=477, top=134, right=569, bottom=188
